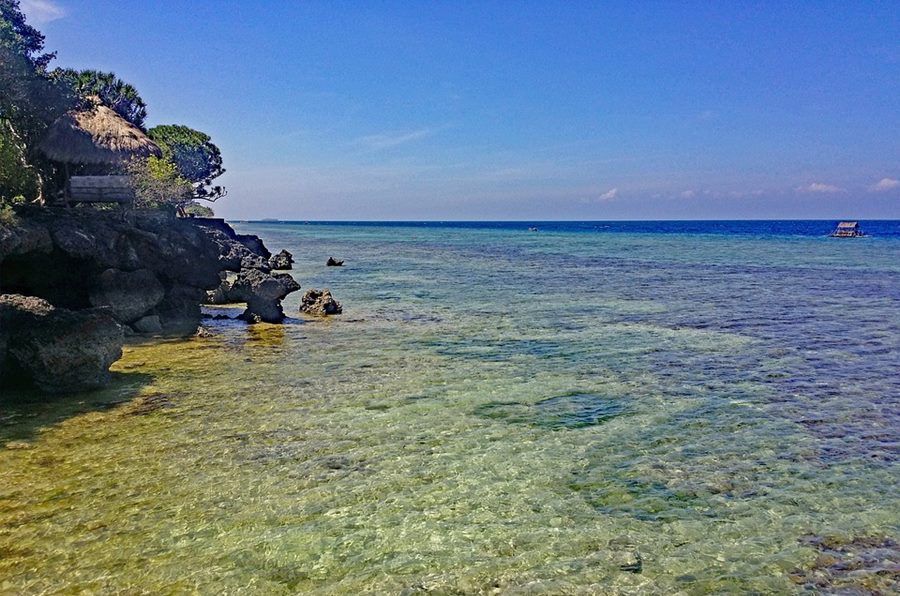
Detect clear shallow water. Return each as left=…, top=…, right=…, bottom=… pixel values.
left=1, top=221, right=898, bottom=593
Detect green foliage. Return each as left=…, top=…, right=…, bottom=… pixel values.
left=0, top=0, right=54, bottom=70
left=125, top=156, right=192, bottom=210
left=1, top=0, right=75, bottom=201
left=182, top=202, right=215, bottom=217
left=52, top=68, right=147, bottom=128
left=148, top=125, right=226, bottom=201
left=0, top=119, right=39, bottom=200
left=0, top=202, right=17, bottom=225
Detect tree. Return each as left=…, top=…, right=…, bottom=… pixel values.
left=0, top=0, right=75, bottom=201
left=125, top=156, right=192, bottom=210
left=148, top=124, right=226, bottom=202
left=0, top=119, right=39, bottom=200
left=53, top=68, right=147, bottom=129
left=0, top=0, right=54, bottom=71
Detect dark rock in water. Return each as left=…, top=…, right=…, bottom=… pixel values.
left=792, top=534, right=899, bottom=593
left=88, top=268, right=165, bottom=324
left=132, top=314, right=162, bottom=334
left=232, top=269, right=301, bottom=323
left=608, top=538, right=643, bottom=573
left=326, top=257, right=344, bottom=267
left=195, top=325, right=213, bottom=338
left=299, top=288, right=342, bottom=316
left=474, top=393, right=625, bottom=430
left=269, top=249, right=294, bottom=270
left=236, top=233, right=271, bottom=260
left=535, top=393, right=625, bottom=429
left=0, top=293, right=123, bottom=393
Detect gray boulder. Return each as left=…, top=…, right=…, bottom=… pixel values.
left=89, top=268, right=165, bottom=324
left=231, top=269, right=301, bottom=323
left=299, top=288, right=342, bottom=316
left=132, top=315, right=162, bottom=334
left=0, top=294, right=124, bottom=393
left=269, top=249, right=294, bottom=270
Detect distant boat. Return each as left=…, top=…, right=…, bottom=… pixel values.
left=830, top=221, right=866, bottom=238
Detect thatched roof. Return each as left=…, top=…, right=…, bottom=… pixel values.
left=37, top=104, right=161, bottom=165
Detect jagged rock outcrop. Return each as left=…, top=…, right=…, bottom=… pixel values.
left=89, top=268, right=165, bottom=324
left=195, top=220, right=300, bottom=320
left=299, top=288, right=342, bottom=316
left=0, top=208, right=224, bottom=334
left=269, top=249, right=294, bottom=270
left=0, top=209, right=301, bottom=393
left=0, top=294, right=124, bottom=393
left=231, top=269, right=301, bottom=323
left=326, top=257, right=344, bottom=266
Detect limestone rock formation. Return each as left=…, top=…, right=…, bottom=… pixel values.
left=88, top=268, right=165, bottom=324
left=269, top=249, right=294, bottom=270
left=0, top=294, right=124, bottom=393
left=299, top=288, right=342, bottom=316
left=231, top=269, right=301, bottom=323
left=0, top=209, right=301, bottom=392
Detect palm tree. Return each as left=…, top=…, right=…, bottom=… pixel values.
left=52, top=68, right=147, bottom=129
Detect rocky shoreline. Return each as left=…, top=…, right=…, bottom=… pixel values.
left=0, top=208, right=300, bottom=393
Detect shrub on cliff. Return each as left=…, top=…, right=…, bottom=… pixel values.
left=148, top=124, right=226, bottom=202
left=125, top=156, right=192, bottom=211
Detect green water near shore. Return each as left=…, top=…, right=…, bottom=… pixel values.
left=1, top=223, right=898, bottom=593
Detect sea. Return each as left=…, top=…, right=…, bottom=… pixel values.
left=1, top=220, right=898, bottom=594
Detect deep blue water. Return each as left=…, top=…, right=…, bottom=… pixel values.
left=249, top=219, right=900, bottom=238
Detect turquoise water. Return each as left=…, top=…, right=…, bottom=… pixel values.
left=1, top=222, right=898, bottom=593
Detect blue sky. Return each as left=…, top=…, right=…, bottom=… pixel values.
left=24, top=0, right=900, bottom=220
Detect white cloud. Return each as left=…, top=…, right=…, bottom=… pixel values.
left=353, top=129, right=432, bottom=150
left=870, top=177, right=900, bottom=192
left=679, top=190, right=696, bottom=198
left=798, top=182, right=843, bottom=193
left=597, top=187, right=618, bottom=201
left=20, top=0, right=65, bottom=24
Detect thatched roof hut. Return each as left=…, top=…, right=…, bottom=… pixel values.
left=37, top=104, right=161, bottom=165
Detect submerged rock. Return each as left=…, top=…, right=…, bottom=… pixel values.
left=269, top=249, right=294, bottom=270
left=299, top=288, right=342, bottom=316
left=474, top=393, right=625, bottom=430
left=0, top=293, right=123, bottom=393
left=326, top=257, right=344, bottom=267
left=791, top=534, right=899, bottom=593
